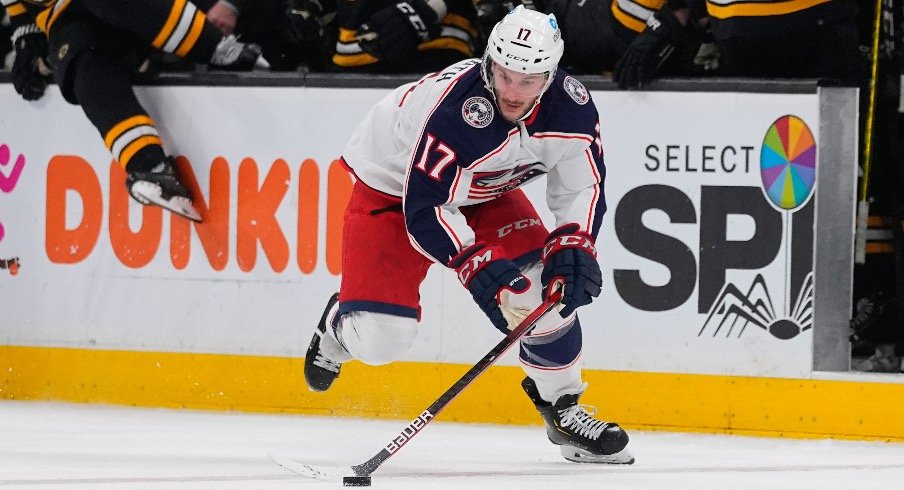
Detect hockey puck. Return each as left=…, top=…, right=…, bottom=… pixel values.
left=342, top=475, right=372, bottom=486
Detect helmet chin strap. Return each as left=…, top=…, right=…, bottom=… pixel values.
left=514, top=95, right=543, bottom=122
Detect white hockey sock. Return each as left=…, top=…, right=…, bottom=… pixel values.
left=522, top=363, right=584, bottom=403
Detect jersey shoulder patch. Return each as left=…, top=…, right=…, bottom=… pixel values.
left=528, top=70, right=599, bottom=136
left=461, top=96, right=495, bottom=128
left=563, top=76, right=589, bottom=106
left=424, top=71, right=516, bottom=165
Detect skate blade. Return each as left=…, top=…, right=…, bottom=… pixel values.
left=560, top=445, right=635, bottom=464
left=130, top=182, right=203, bottom=222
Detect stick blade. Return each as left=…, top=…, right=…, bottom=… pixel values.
left=269, top=453, right=350, bottom=481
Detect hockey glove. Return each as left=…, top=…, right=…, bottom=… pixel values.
left=300, top=0, right=338, bottom=19
left=356, top=0, right=444, bottom=66
left=258, top=3, right=308, bottom=71
left=612, top=6, right=686, bottom=90
left=11, top=24, right=52, bottom=101
left=692, top=28, right=720, bottom=73
left=475, top=0, right=515, bottom=43
left=449, top=243, right=531, bottom=333
left=541, top=224, right=602, bottom=317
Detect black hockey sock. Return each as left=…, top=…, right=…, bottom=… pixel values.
left=123, top=146, right=167, bottom=174
left=71, top=50, right=165, bottom=173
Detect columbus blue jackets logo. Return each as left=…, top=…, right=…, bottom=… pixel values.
left=462, top=97, right=494, bottom=128
left=563, top=76, right=589, bottom=105
left=470, top=165, right=546, bottom=199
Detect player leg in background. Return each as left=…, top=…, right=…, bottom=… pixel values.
left=469, top=190, right=633, bottom=464
left=71, top=0, right=263, bottom=69
left=44, top=14, right=201, bottom=220
left=305, top=180, right=433, bottom=391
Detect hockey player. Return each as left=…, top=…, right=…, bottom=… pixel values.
left=4, top=0, right=265, bottom=221
left=475, top=0, right=707, bottom=82
left=703, top=0, right=860, bottom=85
left=614, top=0, right=861, bottom=88
left=330, top=0, right=479, bottom=73
left=193, top=0, right=312, bottom=71
left=304, top=6, right=633, bottom=464
left=611, top=0, right=718, bottom=88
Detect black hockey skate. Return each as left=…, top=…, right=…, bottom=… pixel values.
left=126, top=157, right=202, bottom=222
left=304, top=293, right=343, bottom=392
left=522, top=377, right=634, bottom=464
left=209, top=35, right=266, bottom=70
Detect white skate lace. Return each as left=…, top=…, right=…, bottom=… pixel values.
left=312, top=331, right=340, bottom=373
left=210, top=35, right=245, bottom=65
left=558, top=404, right=608, bottom=440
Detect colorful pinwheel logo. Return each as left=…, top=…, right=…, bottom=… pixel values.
left=760, top=115, right=816, bottom=211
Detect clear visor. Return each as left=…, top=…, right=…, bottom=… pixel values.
left=488, top=60, right=550, bottom=98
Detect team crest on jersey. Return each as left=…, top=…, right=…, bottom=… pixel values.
left=563, top=76, right=589, bottom=105
left=462, top=97, right=494, bottom=128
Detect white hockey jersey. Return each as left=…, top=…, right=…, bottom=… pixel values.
left=341, top=58, right=607, bottom=266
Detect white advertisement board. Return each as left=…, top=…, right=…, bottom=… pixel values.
left=0, top=83, right=827, bottom=377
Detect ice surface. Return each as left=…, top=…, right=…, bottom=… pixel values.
left=1, top=401, right=903, bottom=489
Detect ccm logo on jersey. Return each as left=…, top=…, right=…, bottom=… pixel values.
left=385, top=410, right=434, bottom=454
left=498, top=218, right=543, bottom=237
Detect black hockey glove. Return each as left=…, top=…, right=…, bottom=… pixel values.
left=260, top=4, right=308, bottom=71
left=449, top=243, right=530, bottom=333
left=612, top=6, right=686, bottom=89
left=11, top=24, right=52, bottom=101
left=475, top=0, right=516, bottom=43
left=299, top=0, right=337, bottom=19
left=356, top=0, right=442, bottom=66
left=541, top=224, right=602, bottom=317
left=692, top=27, right=720, bottom=73
left=285, top=0, right=338, bottom=70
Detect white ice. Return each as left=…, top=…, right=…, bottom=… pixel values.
left=1, top=401, right=903, bottom=489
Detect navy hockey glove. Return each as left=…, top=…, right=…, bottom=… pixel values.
left=356, top=0, right=443, bottom=66
left=541, top=224, right=602, bottom=317
left=449, top=243, right=530, bottom=333
left=612, top=6, right=686, bottom=89
left=11, top=24, right=52, bottom=101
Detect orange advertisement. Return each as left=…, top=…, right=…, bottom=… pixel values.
left=43, top=154, right=353, bottom=274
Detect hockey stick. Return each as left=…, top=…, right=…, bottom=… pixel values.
left=273, top=288, right=564, bottom=480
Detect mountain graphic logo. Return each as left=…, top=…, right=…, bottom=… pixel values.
left=698, top=116, right=817, bottom=341
left=698, top=273, right=813, bottom=340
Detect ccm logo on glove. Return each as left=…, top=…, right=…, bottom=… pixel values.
left=542, top=233, right=597, bottom=259
left=454, top=244, right=494, bottom=286
left=541, top=224, right=602, bottom=317
left=395, top=2, right=431, bottom=41
left=449, top=243, right=530, bottom=333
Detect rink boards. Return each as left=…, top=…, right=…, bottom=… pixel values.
left=2, top=77, right=902, bottom=440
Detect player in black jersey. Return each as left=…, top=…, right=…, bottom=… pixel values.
left=5, top=0, right=265, bottom=220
